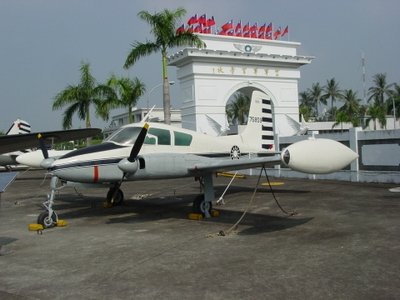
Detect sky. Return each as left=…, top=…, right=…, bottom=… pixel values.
left=1, top=0, right=399, bottom=132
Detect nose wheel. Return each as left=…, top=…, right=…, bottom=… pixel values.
left=37, top=211, right=58, bottom=229
left=106, top=187, right=124, bottom=206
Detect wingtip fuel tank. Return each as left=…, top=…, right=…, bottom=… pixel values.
left=281, top=138, right=358, bottom=174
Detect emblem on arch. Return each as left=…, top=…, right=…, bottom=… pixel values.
left=233, top=43, right=262, bottom=53
left=230, top=145, right=241, bottom=159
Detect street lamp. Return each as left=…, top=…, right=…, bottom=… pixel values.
left=146, top=81, right=175, bottom=114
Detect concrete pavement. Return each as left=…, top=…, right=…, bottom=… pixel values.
left=0, top=170, right=399, bottom=299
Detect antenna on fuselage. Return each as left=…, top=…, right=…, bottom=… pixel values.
left=142, top=105, right=156, bottom=123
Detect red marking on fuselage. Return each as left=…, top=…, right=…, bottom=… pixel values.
left=93, top=165, right=99, bottom=183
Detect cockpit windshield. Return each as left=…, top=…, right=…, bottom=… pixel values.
left=105, top=126, right=142, bottom=145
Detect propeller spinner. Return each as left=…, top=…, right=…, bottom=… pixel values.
left=118, top=123, right=149, bottom=174
left=37, top=133, right=56, bottom=169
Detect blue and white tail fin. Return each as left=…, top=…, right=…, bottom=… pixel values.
left=240, top=91, right=275, bottom=151
left=6, top=119, right=31, bottom=135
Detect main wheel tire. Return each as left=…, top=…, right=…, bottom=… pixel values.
left=106, top=188, right=124, bottom=206
left=37, top=211, right=57, bottom=229
left=193, top=195, right=212, bottom=216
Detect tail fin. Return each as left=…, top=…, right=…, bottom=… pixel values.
left=6, top=119, right=31, bottom=135
left=240, top=91, right=274, bottom=151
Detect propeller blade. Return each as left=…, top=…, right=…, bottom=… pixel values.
left=128, top=123, right=149, bottom=162
left=37, top=133, right=49, bottom=159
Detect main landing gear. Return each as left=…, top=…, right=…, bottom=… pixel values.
left=193, top=194, right=213, bottom=217
left=192, top=174, right=215, bottom=218
left=105, top=184, right=124, bottom=207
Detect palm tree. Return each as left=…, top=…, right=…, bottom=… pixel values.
left=105, top=75, right=146, bottom=124
left=322, top=78, right=342, bottom=119
left=387, top=83, right=400, bottom=122
left=366, top=104, right=386, bottom=130
left=124, top=8, right=206, bottom=125
left=307, top=83, right=326, bottom=119
left=333, top=111, right=349, bottom=132
left=339, top=89, right=361, bottom=126
left=368, top=73, right=393, bottom=107
left=226, top=93, right=251, bottom=125
left=53, top=62, right=113, bottom=129
left=298, top=91, right=314, bottom=121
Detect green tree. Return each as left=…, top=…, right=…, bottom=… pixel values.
left=226, top=93, right=251, bottom=125
left=339, top=89, right=361, bottom=126
left=333, top=111, right=350, bottom=132
left=322, top=78, right=343, bottom=119
left=368, top=73, right=393, bottom=107
left=366, top=104, right=386, bottom=130
left=387, top=83, right=400, bottom=121
left=53, top=62, right=113, bottom=129
left=105, top=75, right=146, bottom=124
left=307, top=83, right=327, bottom=119
left=299, top=91, right=314, bottom=121
left=124, top=8, right=205, bottom=125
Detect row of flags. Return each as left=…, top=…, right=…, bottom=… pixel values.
left=176, top=14, right=289, bottom=40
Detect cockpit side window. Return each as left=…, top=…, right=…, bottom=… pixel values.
left=144, top=134, right=157, bottom=145
left=174, top=131, right=192, bottom=146
left=148, top=128, right=171, bottom=145
left=105, top=127, right=142, bottom=145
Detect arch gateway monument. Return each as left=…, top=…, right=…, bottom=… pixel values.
left=168, top=34, right=314, bottom=137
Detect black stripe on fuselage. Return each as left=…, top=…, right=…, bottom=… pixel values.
left=60, top=142, right=129, bottom=159
left=50, top=152, right=254, bottom=171
left=51, top=158, right=122, bottom=171
left=262, top=108, right=272, bottom=114
left=262, top=99, right=271, bottom=105
left=262, top=126, right=273, bottom=131
left=262, top=117, right=273, bottom=123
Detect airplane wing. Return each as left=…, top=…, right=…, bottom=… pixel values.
left=188, top=155, right=281, bottom=176
left=0, top=128, right=102, bottom=154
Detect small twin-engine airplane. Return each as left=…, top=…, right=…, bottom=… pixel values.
left=0, top=121, right=101, bottom=169
left=26, top=91, right=358, bottom=229
left=0, top=119, right=32, bottom=168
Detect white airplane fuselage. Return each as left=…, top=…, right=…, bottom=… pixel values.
left=50, top=122, right=270, bottom=183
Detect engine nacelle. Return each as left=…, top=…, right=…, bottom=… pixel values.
left=281, top=138, right=358, bottom=174
left=118, top=158, right=139, bottom=174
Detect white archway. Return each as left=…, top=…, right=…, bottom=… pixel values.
left=168, top=34, right=313, bottom=136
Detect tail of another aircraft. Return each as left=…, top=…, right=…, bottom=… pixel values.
left=6, top=119, right=31, bottom=135
left=240, top=91, right=275, bottom=151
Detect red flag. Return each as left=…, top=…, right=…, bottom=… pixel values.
left=221, top=20, right=233, bottom=31
left=281, top=26, right=289, bottom=37
left=266, top=22, right=272, bottom=33
left=187, top=14, right=198, bottom=26
left=202, top=27, right=211, bottom=34
left=227, top=29, right=235, bottom=36
left=198, top=14, right=207, bottom=25
left=206, top=16, right=215, bottom=27
left=176, top=24, right=185, bottom=35
left=274, top=27, right=281, bottom=39
left=194, top=24, right=202, bottom=33
left=258, top=23, right=266, bottom=38
left=250, top=23, right=258, bottom=38
left=235, top=21, right=242, bottom=36
left=243, top=22, right=250, bottom=33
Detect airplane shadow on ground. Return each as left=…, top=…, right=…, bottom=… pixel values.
left=51, top=187, right=313, bottom=235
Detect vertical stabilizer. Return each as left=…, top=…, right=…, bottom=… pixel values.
left=240, top=91, right=274, bottom=151
left=6, top=119, right=31, bottom=135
